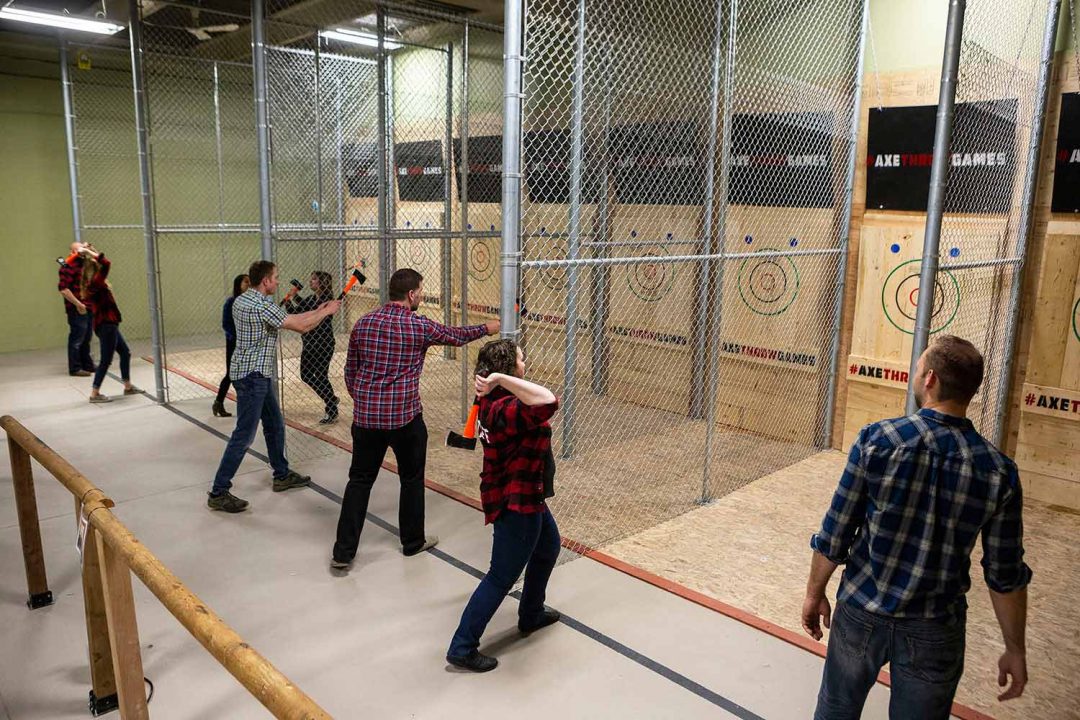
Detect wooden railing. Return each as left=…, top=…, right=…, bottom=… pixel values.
left=2, top=415, right=331, bottom=719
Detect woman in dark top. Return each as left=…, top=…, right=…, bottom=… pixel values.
left=284, top=270, right=339, bottom=424
left=445, top=339, right=561, bottom=673
left=79, top=247, right=138, bottom=403
left=213, top=273, right=250, bottom=417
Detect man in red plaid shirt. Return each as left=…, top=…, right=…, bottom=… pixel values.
left=332, top=268, right=498, bottom=568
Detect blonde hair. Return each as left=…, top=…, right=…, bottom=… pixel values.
left=79, top=258, right=110, bottom=300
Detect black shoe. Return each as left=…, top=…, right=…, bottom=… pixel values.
left=403, top=535, right=439, bottom=556
left=207, top=491, right=249, bottom=513
left=318, top=410, right=338, bottom=425
left=212, top=401, right=232, bottom=418
left=446, top=650, right=498, bottom=673
left=71, top=370, right=93, bottom=377
left=272, top=470, right=310, bottom=492
left=519, top=609, right=561, bottom=636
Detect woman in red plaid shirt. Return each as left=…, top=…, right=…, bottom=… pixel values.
left=446, top=339, right=561, bottom=673
left=79, top=246, right=138, bottom=403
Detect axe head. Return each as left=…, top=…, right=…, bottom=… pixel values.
left=445, top=431, right=477, bottom=451
left=351, top=267, right=367, bottom=285
left=290, top=278, right=304, bottom=290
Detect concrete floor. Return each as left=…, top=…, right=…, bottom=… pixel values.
left=1, top=346, right=931, bottom=719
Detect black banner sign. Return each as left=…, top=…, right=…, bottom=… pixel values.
left=608, top=121, right=705, bottom=205
left=343, top=142, right=378, bottom=198
left=729, top=112, right=834, bottom=208
left=1052, top=93, right=1080, bottom=214
left=866, top=100, right=1017, bottom=213
left=523, top=129, right=601, bottom=204
left=452, top=135, right=502, bottom=204
left=394, top=140, right=444, bottom=202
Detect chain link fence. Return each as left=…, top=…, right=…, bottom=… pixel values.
left=516, top=0, right=867, bottom=554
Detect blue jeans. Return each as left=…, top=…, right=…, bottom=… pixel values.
left=210, top=373, right=290, bottom=495
left=67, top=311, right=95, bottom=374
left=448, top=507, right=560, bottom=658
left=815, top=602, right=966, bottom=720
left=92, top=323, right=130, bottom=390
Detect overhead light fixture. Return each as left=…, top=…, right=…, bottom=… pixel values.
left=0, top=5, right=125, bottom=34
left=319, top=27, right=401, bottom=50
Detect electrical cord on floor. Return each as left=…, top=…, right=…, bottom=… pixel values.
left=145, top=677, right=155, bottom=704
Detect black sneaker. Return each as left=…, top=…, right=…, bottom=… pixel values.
left=403, top=535, right=439, bottom=556
left=207, top=491, right=249, bottom=513
left=272, top=470, right=311, bottom=492
left=446, top=650, right=498, bottom=673
left=519, top=609, right=561, bottom=636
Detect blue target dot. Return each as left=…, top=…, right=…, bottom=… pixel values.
left=666, top=232, right=673, bottom=240
left=631, top=229, right=638, bottom=238
left=490, top=224, right=495, bottom=231
left=744, top=235, right=753, bottom=244
left=949, top=247, right=961, bottom=258
left=540, top=226, right=546, bottom=234
left=890, top=243, right=900, bottom=254
left=467, top=223, right=473, bottom=230
left=789, top=237, right=798, bottom=247
left=425, top=222, right=430, bottom=228
left=405, top=221, right=411, bottom=227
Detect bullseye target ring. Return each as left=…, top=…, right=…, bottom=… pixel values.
left=626, top=248, right=675, bottom=302
left=469, top=238, right=496, bottom=282
left=737, top=248, right=800, bottom=316
left=401, top=239, right=432, bottom=269
left=1072, top=297, right=1079, bottom=343
left=881, top=259, right=961, bottom=336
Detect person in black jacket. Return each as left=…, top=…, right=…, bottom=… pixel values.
left=285, top=270, right=339, bottom=424
left=213, top=274, right=250, bottom=417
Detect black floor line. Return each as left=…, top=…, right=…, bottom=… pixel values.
left=120, top=376, right=763, bottom=719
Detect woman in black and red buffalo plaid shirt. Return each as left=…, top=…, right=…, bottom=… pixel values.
left=79, top=247, right=138, bottom=403
left=446, top=338, right=561, bottom=673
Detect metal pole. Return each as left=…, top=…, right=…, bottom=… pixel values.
left=386, top=54, right=398, bottom=239
left=335, top=72, right=346, bottom=331
left=460, top=23, right=472, bottom=422
left=690, top=0, right=726, bottom=420
left=213, top=62, right=228, bottom=296
left=128, top=0, right=166, bottom=403
left=991, top=0, right=1062, bottom=444
left=589, top=19, right=612, bottom=398
left=59, top=44, right=83, bottom=247
left=820, top=0, right=870, bottom=448
left=377, top=7, right=390, bottom=304
left=443, top=43, right=454, bottom=359
left=700, top=0, right=738, bottom=503
left=500, top=0, right=524, bottom=338
left=314, top=40, right=324, bottom=237
left=905, top=0, right=966, bottom=414
left=253, top=0, right=273, bottom=262
left=560, top=0, right=587, bottom=458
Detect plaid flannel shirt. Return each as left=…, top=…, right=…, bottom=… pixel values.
left=83, top=253, right=122, bottom=330
left=477, top=387, right=559, bottom=524
left=345, top=303, right=487, bottom=429
left=811, top=408, right=1032, bottom=620
left=229, top=289, right=287, bottom=380
left=58, top=256, right=83, bottom=316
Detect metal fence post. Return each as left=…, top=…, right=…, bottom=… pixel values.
left=906, top=0, right=967, bottom=414
left=589, top=25, right=612, bottom=398
left=991, top=0, right=1062, bottom=445
left=314, top=40, right=324, bottom=239
left=443, top=43, right=455, bottom=359
left=500, top=0, right=525, bottom=338
left=59, top=43, right=83, bottom=248
left=212, top=61, right=228, bottom=295
left=252, top=0, right=273, bottom=262
left=460, top=21, right=472, bottom=421
left=561, top=0, right=588, bottom=458
left=128, top=0, right=166, bottom=403
left=820, top=0, right=870, bottom=448
left=377, top=6, right=391, bottom=303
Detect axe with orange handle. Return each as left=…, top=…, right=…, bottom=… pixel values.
left=338, top=261, right=368, bottom=299
left=279, top=278, right=304, bottom=306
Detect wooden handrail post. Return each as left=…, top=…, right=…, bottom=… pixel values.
left=81, top=520, right=119, bottom=716
left=95, top=531, right=149, bottom=720
left=7, top=434, right=52, bottom=609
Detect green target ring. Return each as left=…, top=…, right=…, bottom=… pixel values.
left=1072, top=296, right=1079, bottom=343
left=880, top=259, right=961, bottom=336
left=736, top=248, right=800, bottom=317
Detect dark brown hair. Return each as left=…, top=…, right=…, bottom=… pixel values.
left=476, top=338, right=518, bottom=377
left=388, top=268, right=423, bottom=301
left=232, top=274, right=249, bottom=298
left=312, top=270, right=334, bottom=299
left=925, top=335, right=984, bottom=403
left=248, top=260, right=276, bottom=287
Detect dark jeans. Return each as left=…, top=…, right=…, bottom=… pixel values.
left=447, top=506, right=561, bottom=658
left=211, top=373, right=290, bottom=495
left=333, top=415, right=427, bottom=560
left=67, top=311, right=95, bottom=374
left=815, top=602, right=966, bottom=720
left=92, top=323, right=130, bottom=389
left=300, top=337, right=337, bottom=412
left=215, top=337, right=236, bottom=404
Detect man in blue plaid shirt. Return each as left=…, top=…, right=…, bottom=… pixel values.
left=804, top=335, right=1032, bottom=719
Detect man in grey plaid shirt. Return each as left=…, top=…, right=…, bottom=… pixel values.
left=209, top=260, right=340, bottom=513
left=803, top=335, right=1032, bottom=719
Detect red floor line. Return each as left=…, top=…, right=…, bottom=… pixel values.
left=147, top=357, right=995, bottom=720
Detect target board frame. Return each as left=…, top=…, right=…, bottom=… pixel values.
left=880, top=258, right=961, bottom=336
left=736, top=248, right=801, bottom=316
left=624, top=247, right=676, bottom=303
